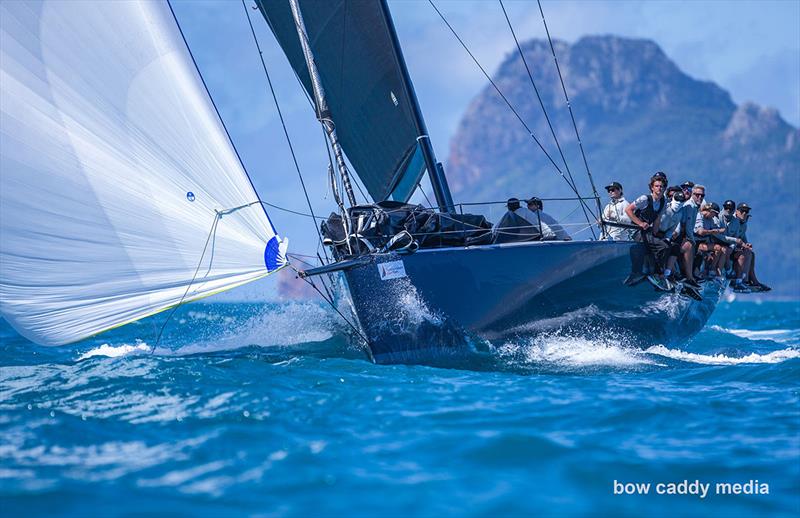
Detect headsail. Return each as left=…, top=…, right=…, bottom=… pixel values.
left=0, top=0, right=287, bottom=346
left=257, top=0, right=426, bottom=202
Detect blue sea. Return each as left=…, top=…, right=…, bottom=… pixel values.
left=1, top=299, right=798, bottom=517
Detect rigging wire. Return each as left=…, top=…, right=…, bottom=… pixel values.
left=427, top=0, right=598, bottom=223
left=536, top=0, right=604, bottom=234
left=498, top=0, right=595, bottom=238
left=167, top=1, right=273, bottom=225
left=288, top=264, right=371, bottom=348
left=418, top=182, right=435, bottom=209
left=242, top=0, right=328, bottom=257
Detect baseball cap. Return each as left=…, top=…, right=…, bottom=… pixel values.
left=736, top=202, right=751, bottom=213
left=707, top=202, right=720, bottom=214
left=723, top=200, right=735, bottom=210
left=605, top=181, right=622, bottom=191
left=680, top=181, right=695, bottom=189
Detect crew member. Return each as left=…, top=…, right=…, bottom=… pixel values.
left=658, top=190, right=686, bottom=282
left=727, top=203, right=770, bottom=292
left=680, top=180, right=695, bottom=201
left=625, top=174, right=669, bottom=289
left=515, top=198, right=556, bottom=240
left=694, top=202, right=728, bottom=278
left=721, top=200, right=736, bottom=228
left=678, top=184, right=703, bottom=287
left=602, top=181, right=633, bottom=240
left=527, top=197, right=570, bottom=240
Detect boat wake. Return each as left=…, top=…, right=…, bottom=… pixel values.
left=75, top=302, right=341, bottom=360
left=496, top=331, right=659, bottom=369
left=645, top=345, right=800, bottom=365
left=492, top=325, right=799, bottom=371
left=71, top=302, right=799, bottom=370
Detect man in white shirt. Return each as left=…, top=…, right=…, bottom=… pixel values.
left=526, top=197, right=570, bottom=240
left=601, top=181, right=633, bottom=240
left=677, top=183, right=704, bottom=287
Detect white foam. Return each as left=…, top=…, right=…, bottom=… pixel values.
left=167, top=302, right=337, bottom=356
left=645, top=345, right=800, bottom=365
left=499, top=333, right=658, bottom=368
left=78, top=341, right=150, bottom=360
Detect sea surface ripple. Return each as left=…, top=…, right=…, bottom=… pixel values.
left=1, top=300, right=798, bottom=517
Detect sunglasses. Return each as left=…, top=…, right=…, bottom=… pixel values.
left=692, top=192, right=704, bottom=196
left=607, top=188, right=620, bottom=192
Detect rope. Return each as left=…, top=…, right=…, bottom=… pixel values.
left=427, top=0, right=597, bottom=222
left=536, top=0, right=604, bottom=234
left=498, top=0, right=595, bottom=238
left=151, top=208, right=226, bottom=352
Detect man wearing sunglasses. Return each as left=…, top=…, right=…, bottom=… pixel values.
left=674, top=184, right=705, bottom=288
left=680, top=181, right=695, bottom=201
left=602, top=181, right=633, bottom=240
left=694, top=202, right=731, bottom=278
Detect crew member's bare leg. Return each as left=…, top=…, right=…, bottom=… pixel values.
left=748, top=251, right=761, bottom=285
left=681, top=240, right=696, bottom=281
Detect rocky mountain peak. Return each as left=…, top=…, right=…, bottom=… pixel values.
left=723, top=102, right=796, bottom=149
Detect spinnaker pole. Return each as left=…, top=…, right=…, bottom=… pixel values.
left=379, top=0, right=455, bottom=213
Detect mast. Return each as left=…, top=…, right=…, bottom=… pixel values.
left=378, top=0, right=455, bottom=213
left=288, top=0, right=357, bottom=209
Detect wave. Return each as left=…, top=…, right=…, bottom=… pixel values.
left=174, top=301, right=336, bottom=355
left=77, top=341, right=150, bottom=360
left=710, top=325, right=799, bottom=345
left=645, top=345, right=800, bottom=365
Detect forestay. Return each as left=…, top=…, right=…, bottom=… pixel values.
left=0, top=0, right=287, bottom=346
left=257, top=0, right=426, bottom=203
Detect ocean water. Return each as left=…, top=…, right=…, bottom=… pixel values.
left=1, top=300, right=798, bottom=517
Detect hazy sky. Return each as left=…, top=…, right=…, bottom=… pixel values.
left=171, top=0, right=799, bottom=298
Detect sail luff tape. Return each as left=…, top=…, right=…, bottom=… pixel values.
left=416, top=135, right=430, bottom=142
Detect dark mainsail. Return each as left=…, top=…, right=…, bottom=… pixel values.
left=257, top=0, right=426, bottom=202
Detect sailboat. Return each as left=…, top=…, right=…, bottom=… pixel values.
left=0, top=0, right=726, bottom=364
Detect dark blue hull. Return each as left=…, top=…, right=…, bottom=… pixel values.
left=339, top=240, right=726, bottom=364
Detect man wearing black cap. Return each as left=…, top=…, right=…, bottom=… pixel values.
left=680, top=181, right=695, bottom=201
left=726, top=203, right=770, bottom=292
left=602, top=181, right=632, bottom=240
left=526, top=197, right=569, bottom=240
left=721, top=200, right=736, bottom=228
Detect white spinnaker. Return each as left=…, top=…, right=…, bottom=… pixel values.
left=0, top=0, right=287, bottom=346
